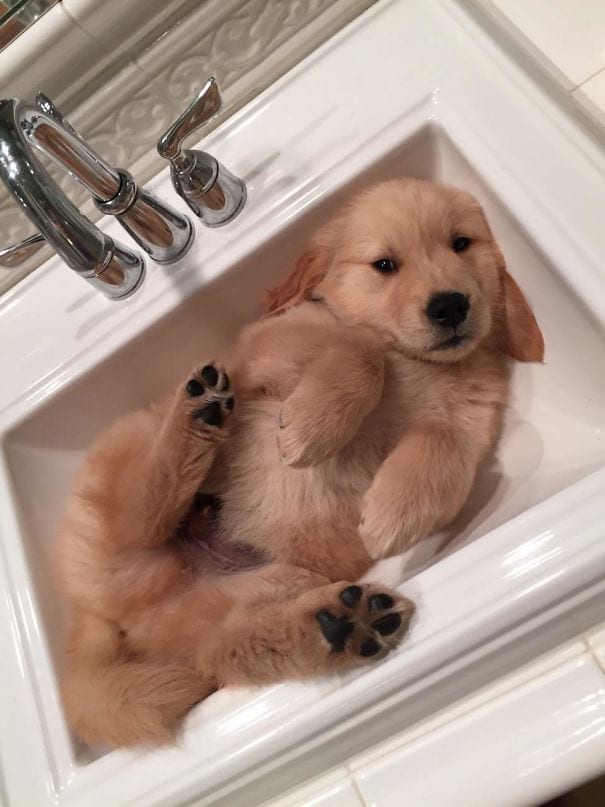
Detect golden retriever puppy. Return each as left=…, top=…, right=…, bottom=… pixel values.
left=59, top=365, right=413, bottom=749
left=58, top=177, right=542, bottom=750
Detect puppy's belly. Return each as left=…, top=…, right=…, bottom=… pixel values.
left=174, top=518, right=268, bottom=575
left=212, top=400, right=377, bottom=551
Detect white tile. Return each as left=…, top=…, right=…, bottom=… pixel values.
left=353, top=653, right=605, bottom=807
left=478, top=0, right=605, bottom=87
left=263, top=769, right=363, bottom=807
left=573, top=68, right=605, bottom=128
left=62, top=0, right=198, bottom=69
left=0, top=3, right=104, bottom=101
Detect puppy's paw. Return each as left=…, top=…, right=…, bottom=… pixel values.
left=315, top=583, right=414, bottom=662
left=277, top=403, right=342, bottom=468
left=184, top=363, right=234, bottom=429
left=359, top=482, right=432, bottom=559
left=277, top=414, right=316, bottom=468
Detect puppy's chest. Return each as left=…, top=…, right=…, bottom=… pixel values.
left=380, top=355, right=506, bottom=433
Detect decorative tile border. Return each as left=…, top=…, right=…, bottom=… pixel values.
left=0, top=0, right=376, bottom=295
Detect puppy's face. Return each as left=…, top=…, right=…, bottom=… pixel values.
left=266, top=178, right=544, bottom=364
left=315, top=181, right=503, bottom=362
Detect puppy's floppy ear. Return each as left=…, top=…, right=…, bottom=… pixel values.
left=497, top=267, right=545, bottom=363
left=263, top=239, right=332, bottom=317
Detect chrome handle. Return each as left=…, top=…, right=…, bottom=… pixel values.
left=0, top=232, right=46, bottom=268
left=157, top=77, right=246, bottom=227
left=0, top=230, right=145, bottom=299
left=31, top=93, right=122, bottom=202
left=157, top=76, right=222, bottom=165
left=35, top=92, right=81, bottom=140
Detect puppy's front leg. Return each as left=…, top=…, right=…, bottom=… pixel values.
left=359, top=427, right=482, bottom=558
left=278, top=342, right=385, bottom=468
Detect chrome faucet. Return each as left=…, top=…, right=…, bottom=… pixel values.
left=158, top=77, right=247, bottom=227
left=0, top=94, right=194, bottom=300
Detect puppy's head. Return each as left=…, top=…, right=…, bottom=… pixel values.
left=265, top=178, right=544, bottom=364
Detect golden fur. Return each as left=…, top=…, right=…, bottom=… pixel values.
left=58, top=178, right=543, bottom=749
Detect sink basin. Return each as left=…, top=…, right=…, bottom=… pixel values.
left=0, top=1, right=604, bottom=805
left=5, top=121, right=605, bottom=674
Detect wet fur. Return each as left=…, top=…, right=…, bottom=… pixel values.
left=58, top=178, right=543, bottom=749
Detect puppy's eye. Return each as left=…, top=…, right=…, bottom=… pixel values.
left=372, top=258, right=398, bottom=273
left=452, top=236, right=471, bottom=253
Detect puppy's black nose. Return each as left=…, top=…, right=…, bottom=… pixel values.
left=426, top=291, right=470, bottom=328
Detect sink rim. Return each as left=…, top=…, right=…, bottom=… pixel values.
left=0, top=0, right=604, bottom=804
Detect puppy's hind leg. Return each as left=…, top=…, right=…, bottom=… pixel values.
left=144, top=362, right=235, bottom=542
left=62, top=612, right=214, bottom=749
left=125, top=361, right=235, bottom=550
left=205, top=580, right=415, bottom=686
left=62, top=362, right=236, bottom=611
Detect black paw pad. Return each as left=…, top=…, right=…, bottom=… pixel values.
left=220, top=373, right=230, bottom=391
left=193, top=400, right=223, bottom=426
left=186, top=379, right=205, bottom=397
left=360, top=637, right=381, bottom=657
left=368, top=593, right=394, bottom=613
left=339, top=585, right=362, bottom=608
left=372, top=613, right=401, bottom=636
left=201, top=365, right=219, bottom=387
left=225, top=396, right=235, bottom=411
left=316, top=609, right=353, bottom=652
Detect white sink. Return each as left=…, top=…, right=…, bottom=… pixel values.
left=0, top=1, right=604, bottom=805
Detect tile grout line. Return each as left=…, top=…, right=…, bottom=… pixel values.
left=58, top=1, right=104, bottom=53
left=575, top=64, right=605, bottom=91
left=348, top=769, right=370, bottom=807
left=583, top=636, right=605, bottom=676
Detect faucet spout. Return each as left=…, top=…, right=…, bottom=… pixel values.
left=0, top=97, right=145, bottom=299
